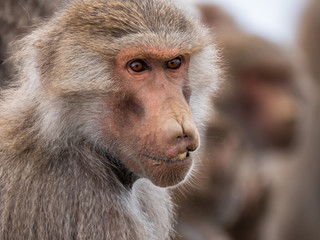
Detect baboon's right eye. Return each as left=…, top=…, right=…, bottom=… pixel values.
left=128, top=60, right=149, bottom=72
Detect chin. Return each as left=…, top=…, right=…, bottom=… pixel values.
left=142, top=154, right=193, bottom=188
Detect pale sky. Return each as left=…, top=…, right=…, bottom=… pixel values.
left=183, top=0, right=309, bottom=46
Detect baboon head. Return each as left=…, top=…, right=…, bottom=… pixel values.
left=15, top=0, right=220, bottom=187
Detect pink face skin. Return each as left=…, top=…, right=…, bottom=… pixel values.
left=101, top=47, right=199, bottom=187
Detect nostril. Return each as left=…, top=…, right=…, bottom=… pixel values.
left=176, top=135, right=189, bottom=142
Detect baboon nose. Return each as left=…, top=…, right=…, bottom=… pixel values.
left=164, top=118, right=199, bottom=152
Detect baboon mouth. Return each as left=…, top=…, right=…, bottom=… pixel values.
left=142, top=151, right=190, bottom=165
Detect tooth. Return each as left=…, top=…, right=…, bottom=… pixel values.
left=171, top=152, right=187, bottom=162
left=178, top=152, right=187, bottom=160
left=153, top=161, right=162, bottom=165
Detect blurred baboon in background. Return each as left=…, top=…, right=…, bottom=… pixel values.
left=198, top=4, right=299, bottom=149
left=259, top=0, right=320, bottom=239
left=222, top=34, right=297, bottom=149
left=0, top=0, right=64, bottom=87
left=174, top=4, right=304, bottom=240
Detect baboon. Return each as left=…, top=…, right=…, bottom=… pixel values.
left=259, top=0, right=320, bottom=239
left=196, top=4, right=298, bottom=149
left=0, top=0, right=221, bottom=239
left=222, top=34, right=297, bottom=149
left=0, top=0, right=64, bottom=87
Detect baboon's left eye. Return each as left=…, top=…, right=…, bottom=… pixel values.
left=165, top=56, right=182, bottom=70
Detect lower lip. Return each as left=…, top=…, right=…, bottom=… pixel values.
left=152, top=157, right=192, bottom=166
left=161, top=156, right=192, bottom=166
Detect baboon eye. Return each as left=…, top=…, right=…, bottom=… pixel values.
left=165, top=56, right=182, bottom=70
left=129, top=60, right=149, bottom=72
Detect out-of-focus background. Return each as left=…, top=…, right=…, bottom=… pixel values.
left=184, top=0, right=308, bottom=46
left=173, top=0, right=320, bottom=240
left=1, top=0, right=320, bottom=240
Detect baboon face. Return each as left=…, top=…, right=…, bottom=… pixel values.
left=100, top=49, right=199, bottom=187
left=237, top=68, right=296, bottom=147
